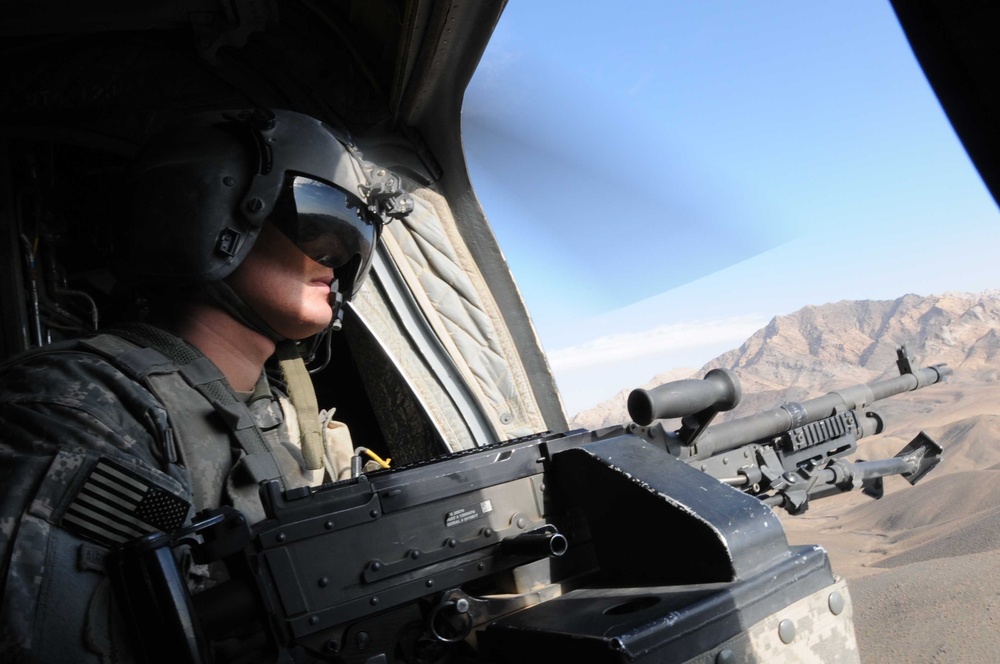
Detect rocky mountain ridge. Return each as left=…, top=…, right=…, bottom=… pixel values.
left=571, top=289, right=1000, bottom=429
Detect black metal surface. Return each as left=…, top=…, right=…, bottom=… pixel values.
left=479, top=545, right=834, bottom=664
left=107, top=534, right=211, bottom=664
left=368, top=436, right=550, bottom=512
left=891, top=1, right=1000, bottom=209
left=895, top=431, right=943, bottom=485
left=244, top=430, right=794, bottom=655
left=549, top=436, right=789, bottom=585
left=249, top=434, right=567, bottom=652
left=777, top=411, right=860, bottom=468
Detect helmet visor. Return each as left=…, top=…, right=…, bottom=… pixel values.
left=269, top=175, right=381, bottom=299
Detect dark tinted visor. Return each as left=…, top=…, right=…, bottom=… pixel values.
left=269, top=175, right=380, bottom=298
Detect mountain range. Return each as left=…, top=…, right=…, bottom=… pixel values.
left=571, top=289, right=1000, bottom=429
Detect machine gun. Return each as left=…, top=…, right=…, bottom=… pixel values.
left=626, top=344, right=949, bottom=514
left=109, top=346, right=949, bottom=664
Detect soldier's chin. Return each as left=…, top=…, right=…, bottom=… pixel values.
left=273, top=310, right=334, bottom=341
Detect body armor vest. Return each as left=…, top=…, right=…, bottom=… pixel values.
left=76, top=326, right=317, bottom=524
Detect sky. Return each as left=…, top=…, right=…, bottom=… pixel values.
left=462, top=1, right=1000, bottom=415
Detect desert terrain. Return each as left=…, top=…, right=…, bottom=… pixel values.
left=572, top=291, right=1000, bottom=662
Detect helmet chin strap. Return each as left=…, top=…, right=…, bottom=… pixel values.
left=201, top=280, right=285, bottom=343
left=202, top=278, right=345, bottom=344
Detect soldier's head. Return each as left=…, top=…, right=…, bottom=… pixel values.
left=114, top=109, right=412, bottom=340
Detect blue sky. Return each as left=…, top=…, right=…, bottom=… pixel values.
left=462, top=1, right=1000, bottom=415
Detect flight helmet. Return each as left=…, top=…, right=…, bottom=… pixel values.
left=116, top=108, right=413, bottom=302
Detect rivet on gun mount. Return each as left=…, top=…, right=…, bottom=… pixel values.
left=829, top=591, right=845, bottom=615
left=778, top=619, right=796, bottom=644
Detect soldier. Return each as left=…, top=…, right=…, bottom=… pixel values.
left=0, top=109, right=412, bottom=662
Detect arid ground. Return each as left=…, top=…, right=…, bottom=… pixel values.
left=781, top=379, right=1000, bottom=663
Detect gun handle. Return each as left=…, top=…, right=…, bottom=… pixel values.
left=107, top=534, right=208, bottom=664
left=628, top=368, right=741, bottom=426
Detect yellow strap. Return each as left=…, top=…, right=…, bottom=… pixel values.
left=359, top=447, right=391, bottom=469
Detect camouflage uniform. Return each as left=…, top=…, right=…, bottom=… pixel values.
left=0, top=326, right=318, bottom=663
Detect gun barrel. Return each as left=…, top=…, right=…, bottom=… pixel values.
left=500, top=529, right=568, bottom=558
left=628, top=368, right=741, bottom=426
left=869, top=364, right=953, bottom=400
left=688, top=364, right=951, bottom=457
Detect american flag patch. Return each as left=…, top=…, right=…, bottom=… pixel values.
left=61, top=457, right=190, bottom=547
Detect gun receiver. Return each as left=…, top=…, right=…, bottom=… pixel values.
left=628, top=345, right=950, bottom=513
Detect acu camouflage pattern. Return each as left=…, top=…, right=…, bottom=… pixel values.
left=0, top=332, right=317, bottom=663
left=0, top=344, right=189, bottom=662
left=680, top=576, right=861, bottom=664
